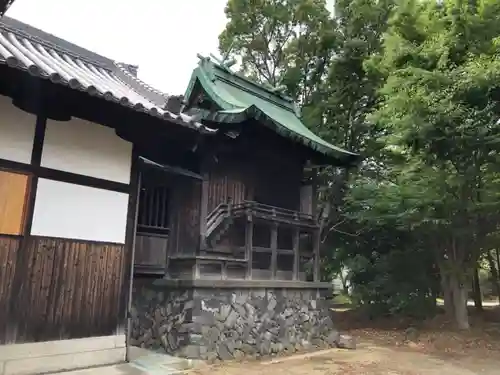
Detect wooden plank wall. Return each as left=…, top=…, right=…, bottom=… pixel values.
left=0, top=235, right=20, bottom=344
left=252, top=156, right=302, bottom=211
left=207, top=160, right=247, bottom=213
left=169, top=177, right=201, bottom=255
left=206, top=154, right=302, bottom=215
left=0, top=235, right=125, bottom=344
left=135, top=234, right=168, bottom=269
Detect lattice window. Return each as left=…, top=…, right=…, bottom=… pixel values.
left=137, top=174, right=170, bottom=234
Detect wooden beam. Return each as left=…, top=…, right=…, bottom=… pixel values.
left=124, top=151, right=141, bottom=361
left=199, top=171, right=209, bottom=251
left=313, top=229, right=321, bottom=282
left=245, top=210, right=253, bottom=279
left=139, top=157, right=203, bottom=180
left=270, top=223, right=278, bottom=279
left=292, top=228, right=300, bottom=281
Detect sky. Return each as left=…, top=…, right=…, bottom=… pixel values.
left=6, top=0, right=229, bottom=95
left=6, top=0, right=335, bottom=96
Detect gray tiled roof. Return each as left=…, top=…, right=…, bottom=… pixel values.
left=0, top=16, right=214, bottom=132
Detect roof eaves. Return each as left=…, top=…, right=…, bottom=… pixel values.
left=197, top=106, right=360, bottom=165
left=186, top=61, right=359, bottom=165
left=0, top=18, right=218, bottom=134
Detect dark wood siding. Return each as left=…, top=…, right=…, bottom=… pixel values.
left=135, top=233, right=168, bottom=270
left=206, top=154, right=302, bottom=214
left=0, top=235, right=20, bottom=344
left=169, top=177, right=201, bottom=255
left=1, top=236, right=125, bottom=344
left=207, top=160, right=247, bottom=213
left=251, top=155, right=302, bottom=211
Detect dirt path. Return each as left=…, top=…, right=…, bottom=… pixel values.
left=189, top=342, right=500, bottom=375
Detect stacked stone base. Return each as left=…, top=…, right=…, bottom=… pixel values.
left=130, top=279, right=341, bottom=361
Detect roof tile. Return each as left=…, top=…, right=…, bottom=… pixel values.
left=0, top=16, right=215, bottom=133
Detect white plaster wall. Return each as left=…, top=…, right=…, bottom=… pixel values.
left=41, top=117, right=132, bottom=184
left=31, top=179, right=129, bottom=243
left=0, top=95, right=36, bottom=164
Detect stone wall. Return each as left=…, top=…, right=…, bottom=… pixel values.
left=130, top=279, right=340, bottom=361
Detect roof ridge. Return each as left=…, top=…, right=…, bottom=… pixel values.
left=205, top=57, right=295, bottom=105
left=113, top=62, right=171, bottom=108
left=0, top=16, right=115, bottom=69
left=115, top=62, right=169, bottom=100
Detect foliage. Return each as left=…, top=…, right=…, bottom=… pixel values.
left=364, top=0, right=500, bottom=328
left=219, top=0, right=333, bottom=92
left=219, top=0, right=500, bottom=326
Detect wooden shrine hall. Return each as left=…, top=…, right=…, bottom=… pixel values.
left=132, top=56, right=359, bottom=285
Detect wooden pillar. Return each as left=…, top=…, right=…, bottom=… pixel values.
left=311, top=168, right=318, bottom=219
left=193, top=261, right=201, bottom=280
left=292, top=228, right=300, bottom=280
left=199, top=171, right=209, bottom=252
left=245, top=210, right=253, bottom=279
left=221, top=261, right=228, bottom=280
left=313, top=228, right=321, bottom=282
left=270, top=223, right=279, bottom=279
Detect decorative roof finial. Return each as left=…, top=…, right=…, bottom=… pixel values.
left=203, top=40, right=237, bottom=72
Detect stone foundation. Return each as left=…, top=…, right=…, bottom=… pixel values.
left=130, top=279, right=340, bottom=361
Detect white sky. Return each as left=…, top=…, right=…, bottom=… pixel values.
left=6, top=0, right=335, bottom=95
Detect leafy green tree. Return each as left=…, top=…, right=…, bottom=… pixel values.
left=219, top=0, right=439, bottom=317
left=217, top=0, right=500, bottom=327
left=367, top=0, right=500, bottom=329
left=219, top=0, right=333, bottom=92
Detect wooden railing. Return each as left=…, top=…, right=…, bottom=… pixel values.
left=206, top=200, right=318, bottom=239
left=234, top=201, right=316, bottom=225
left=206, top=203, right=230, bottom=238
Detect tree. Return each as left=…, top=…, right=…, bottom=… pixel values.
left=343, top=155, right=441, bottom=318
left=217, top=0, right=500, bottom=326
left=219, top=0, right=333, bottom=93
left=219, top=0, right=439, bottom=317
left=219, top=0, right=394, bottom=243
left=367, top=0, right=500, bottom=329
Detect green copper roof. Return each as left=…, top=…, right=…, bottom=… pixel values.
left=184, top=57, right=360, bottom=165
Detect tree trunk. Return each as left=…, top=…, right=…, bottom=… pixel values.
left=486, top=251, right=500, bottom=303
left=471, top=265, right=483, bottom=311
left=496, top=249, right=500, bottom=277
left=450, top=273, right=470, bottom=330
left=440, top=273, right=455, bottom=319
left=339, top=269, right=349, bottom=295
left=439, top=265, right=470, bottom=330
